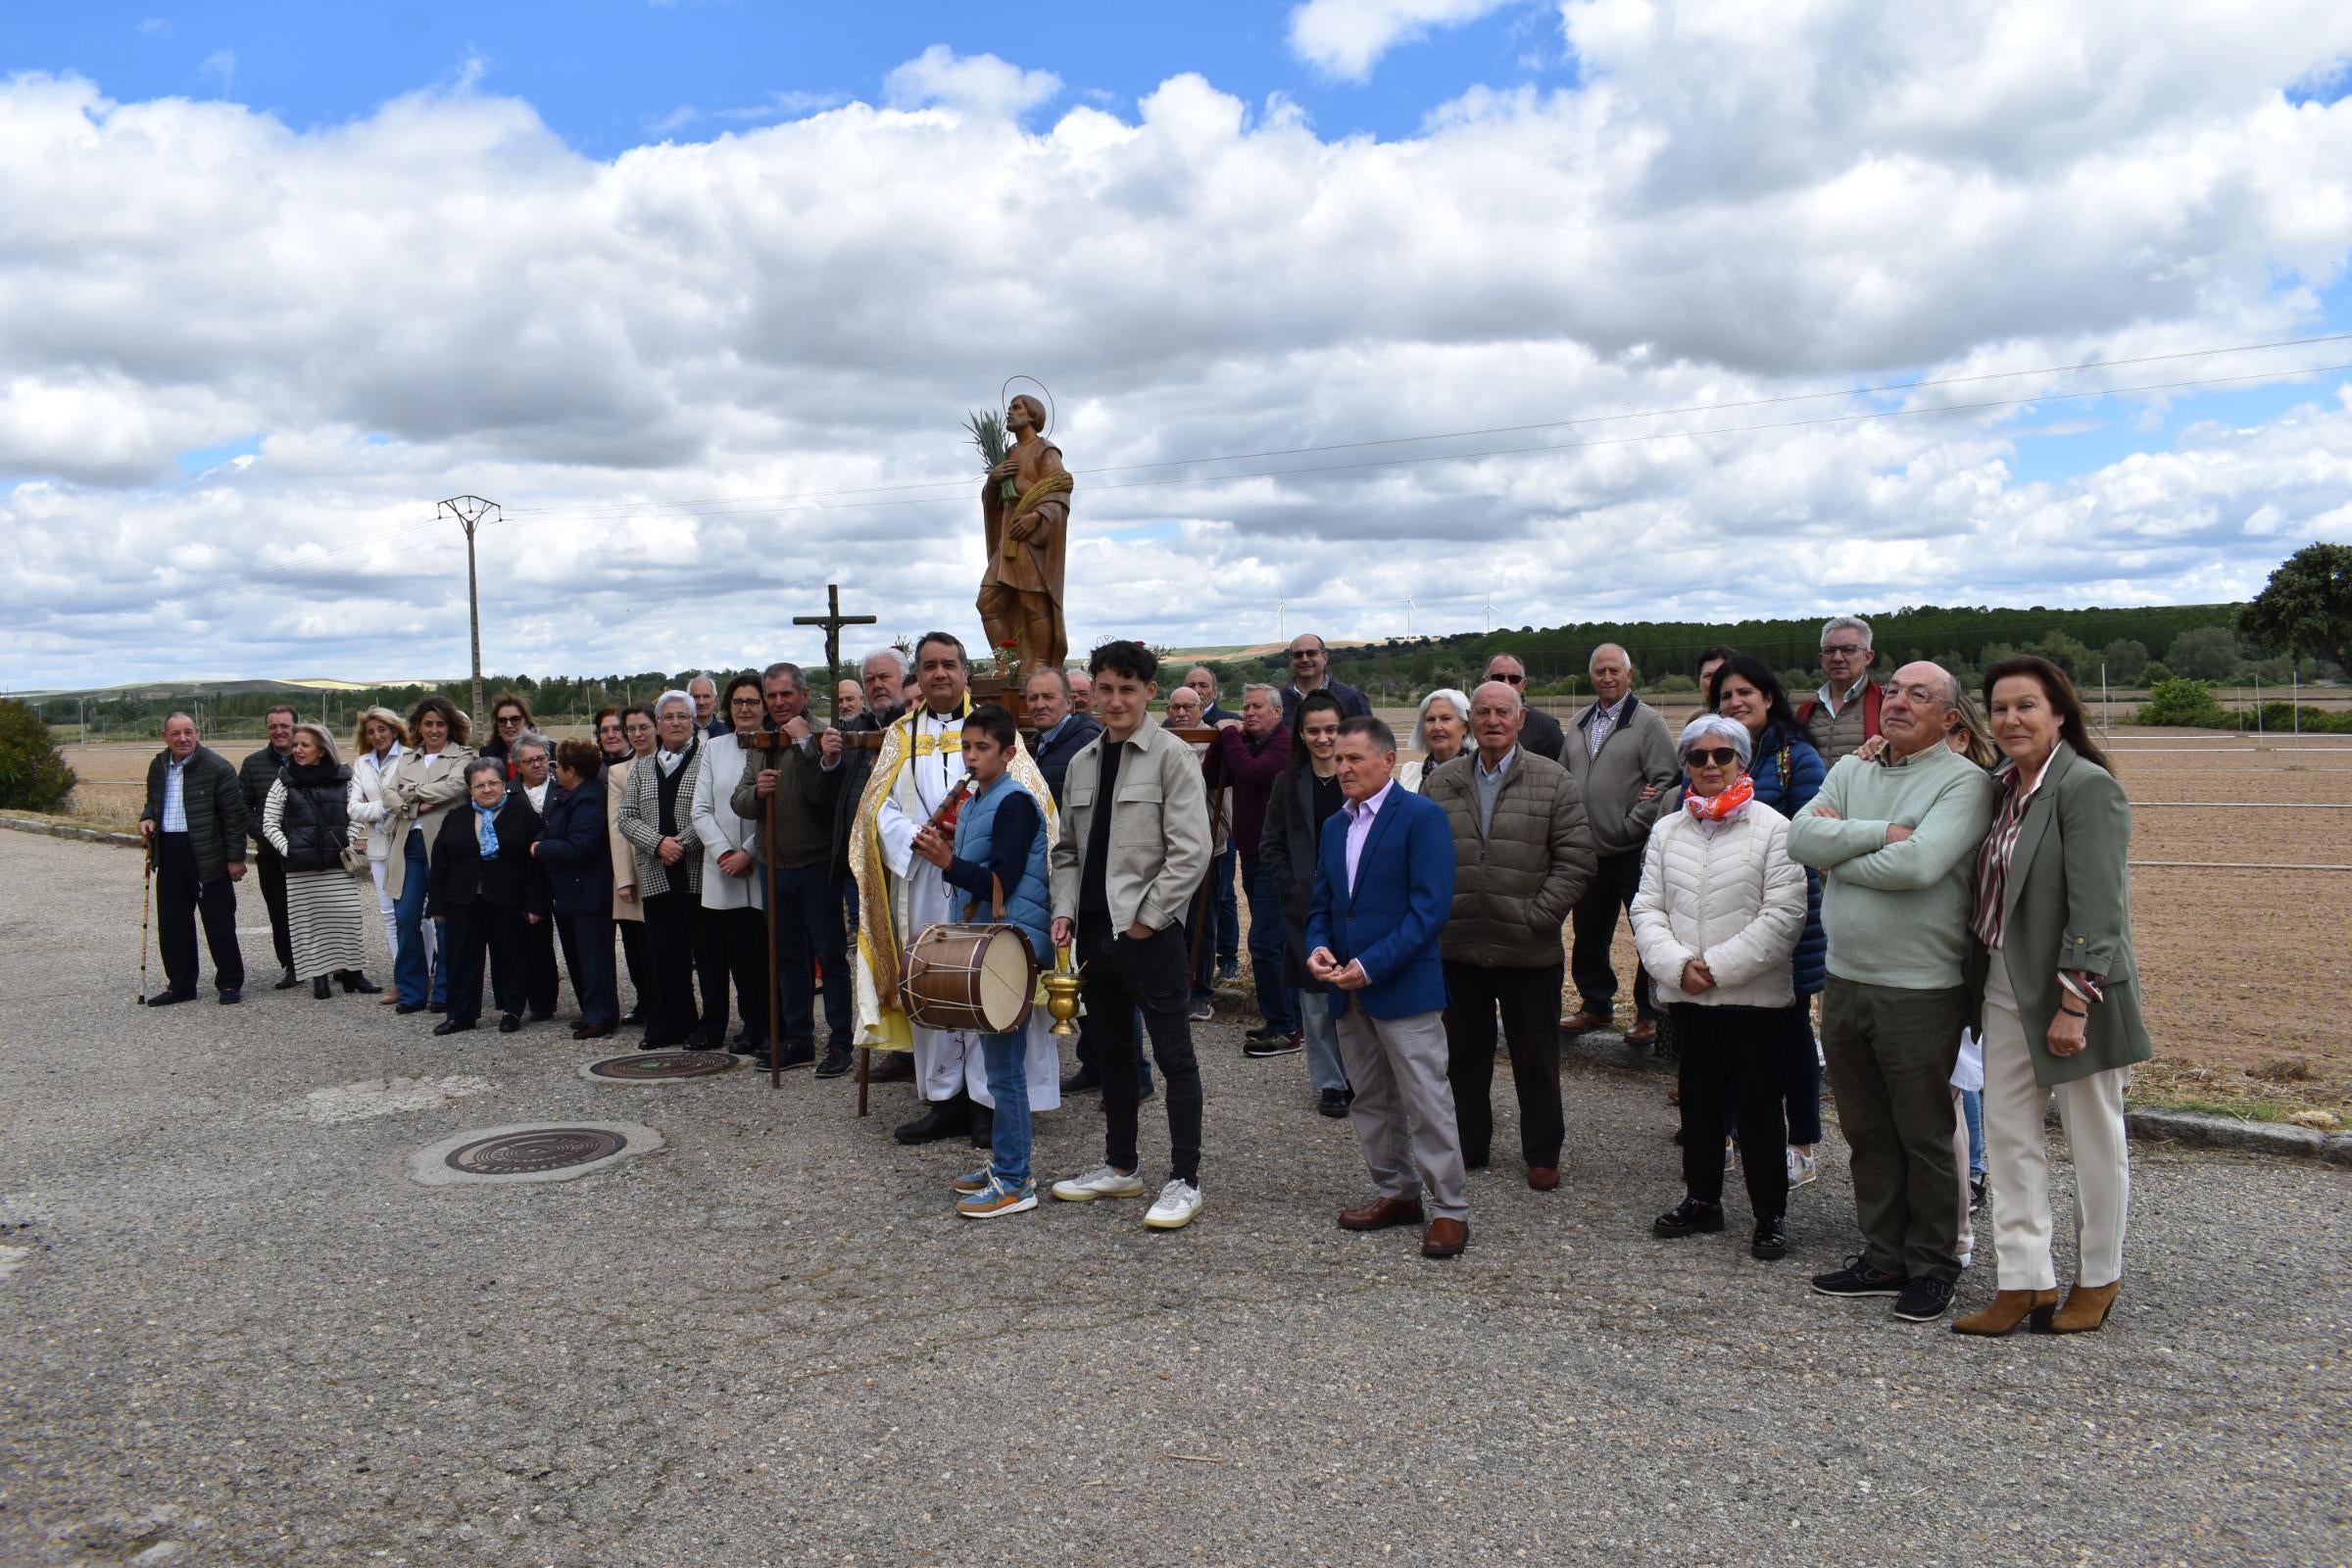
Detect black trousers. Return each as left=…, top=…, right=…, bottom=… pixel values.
left=638, top=892, right=702, bottom=1045
left=1569, top=848, right=1655, bottom=1021
left=523, top=903, right=561, bottom=1018
left=1079, top=916, right=1202, bottom=1185
left=154, top=832, right=244, bottom=997
left=715, top=905, right=767, bottom=1043
left=560, top=910, right=618, bottom=1028
left=253, top=846, right=294, bottom=972
left=1675, top=1003, right=1788, bottom=1220
left=443, top=900, right=526, bottom=1027
left=618, top=917, right=647, bottom=1012
left=1443, top=959, right=1565, bottom=1169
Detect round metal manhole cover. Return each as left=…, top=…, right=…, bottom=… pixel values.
left=409, top=1121, right=662, bottom=1187
left=582, top=1050, right=742, bottom=1083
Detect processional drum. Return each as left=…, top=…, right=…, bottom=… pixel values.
left=902, top=923, right=1039, bottom=1035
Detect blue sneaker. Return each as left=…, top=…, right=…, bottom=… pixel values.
left=951, top=1165, right=991, bottom=1197
left=956, top=1173, right=1038, bottom=1220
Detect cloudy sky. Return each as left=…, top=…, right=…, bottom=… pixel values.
left=4, top=0, right=2351, bottom=688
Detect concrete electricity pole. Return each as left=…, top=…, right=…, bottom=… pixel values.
left=437, top=496, right=501, bottom=726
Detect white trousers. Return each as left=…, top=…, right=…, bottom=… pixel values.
left=1981, top=956, right=2132, bottom=1291
left=369, top=859, right=400, bottom=968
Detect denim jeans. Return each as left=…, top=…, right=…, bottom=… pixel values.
left=771, top=861, right=852, bottom=1046
left=1961, top=1087, right=1985, bottom=1178
left=392, top=832, right=446, bottom=1007
left=1300, top=994, right=1348, bottom=1093
left=1211, top=846, right=1240, bottom=970
left=1245, top=857, right=1297, bottom=1033
left=981, top=1031, right=1033, bottom=1185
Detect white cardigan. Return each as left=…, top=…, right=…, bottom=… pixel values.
left=689, top=732, right=764, bottom=913
left=1631, top=803, right=1806, bottom=1010
left=346, top=742, right=404, bottom=863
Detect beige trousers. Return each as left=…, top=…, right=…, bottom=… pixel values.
left=1981, top=956, right=2132, bottom=1291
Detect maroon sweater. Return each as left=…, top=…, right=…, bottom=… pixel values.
left=1212, top=723, right=1292, bottom=859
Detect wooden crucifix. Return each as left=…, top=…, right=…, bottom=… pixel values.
left=794, top=582, right=879, bottom=727
left=788, top=583, right=880, bottom=1105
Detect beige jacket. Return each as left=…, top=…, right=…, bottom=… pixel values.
left=378, top=745, right=477, bottom=900
left=1050, top=713, right=1212, bottom=932
left=605, top=758, right=645, bottom=923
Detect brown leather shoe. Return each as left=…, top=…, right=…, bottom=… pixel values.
left=1338, top=1196, right=1425, bottom=1232
left=1951, top=1288, right=2060, bottom=1337
left=1527, top=1166, right=1560, bottom=1192
left=867, top=1053, right=915, bottom=1084
left=1421, top=1217, right=1469, bottom=1259
left=1559, top=1008, right=1611, bottom=1035
left=2047, top=1279, right=2122, bottom=1334
left=1623, top=1017, right=1657, bottom=1047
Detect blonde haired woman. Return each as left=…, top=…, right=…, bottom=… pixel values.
left=260, top=722, right=380, bottom=999
left=346, top=706, right=409, bottom=986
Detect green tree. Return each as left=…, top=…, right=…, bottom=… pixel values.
left=2165, top=625, right=2243, bottom=680
left=2099, top=639, right=2149, bottom=684
left=0, top=700, right=78, bottom=810
left=2238, top=542, right=2352, bottom=677
left=2135, top=677, right=2235, bottom=729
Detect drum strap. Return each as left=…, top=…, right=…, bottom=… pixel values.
left=960, top=875, right=1008, bottom=924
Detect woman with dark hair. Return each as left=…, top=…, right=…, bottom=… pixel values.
left=1953, top=656, right=2147, bottom=1338
left=1707, top=654, right=1830, bottom=1189
left=380, top=695, right=475, bottom=1013
left=1255, top=688, right=1353, bottom=1116
left=479, top=691, right=536, bottom=779
left=689, top=671, right=770, bottom=1054
left=532, top=738, right=618, bottom=1038
left=260, top=721, right=381, bottom=999
left=610, top=703, right=657, bottom=1025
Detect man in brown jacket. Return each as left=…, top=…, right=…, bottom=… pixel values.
left=1424, top=681, right=1595, bottom=1188
left=733, top=661, right=848, bottom=1073
left=1561, top=645, right=1680, bottom=1046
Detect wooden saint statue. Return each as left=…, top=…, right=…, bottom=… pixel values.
left=975, top=393, right=1071, bottom=683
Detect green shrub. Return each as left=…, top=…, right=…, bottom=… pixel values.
left=2134, top=678, right=2236, bottom=729
left=2137, top=660, right=2174, bottom=687
left=2250, top=702, right=2352, bottom=734
left=0, top=700, right=78, bottom=810
left=1650, top=674, right=1698, bottom=694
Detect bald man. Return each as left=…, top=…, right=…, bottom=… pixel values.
left=1561, top=644, right=1679, bottom=1046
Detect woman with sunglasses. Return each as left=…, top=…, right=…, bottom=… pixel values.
left=1633, top=714, right=1808, bottom=1261
left=479, top=691, right=536, bottom=781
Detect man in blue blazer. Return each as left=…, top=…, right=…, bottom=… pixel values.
left=1306, top=715, right=1468, bottom=1258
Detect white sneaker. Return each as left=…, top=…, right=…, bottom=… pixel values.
left=1786, top=1148, right=1818, bottom=1190
left=1051, top=1164, right=1147, bottom=1202
left=1957, top=1250, right=1974, bottom=1271
left=1143, top=1178, right=1203, bottom=1230
left=1188, top=999, right=1215, bottom=1022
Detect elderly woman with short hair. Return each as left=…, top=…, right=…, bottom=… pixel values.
left=531, top=738, right=619, bottom=1038
left=426, top=756, right=545, bottom=1036
left=1396, top=688, right=1471, bottom=794
left=509, top=729, right=564, bottom=1022
left=1951, top=656, right=2151, bottom=1338
left=616, top=690, right=711, bottom=1049
left=1634, top=714, right=1807, bottom=1262
left=261, top=721, right=382, bottom=1000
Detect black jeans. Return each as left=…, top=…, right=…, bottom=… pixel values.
left=1675, top=1003, right=1789, bottom=1220
left=639, top=892, right=702, bottom=1045
left=1079, top=916, right=1201, bottom=1185
left=523, top=902, right=561, bottom=1018
left=1569, top=848, right=1655, bottom=1021
left=618, top=917, right=647, bottom=1011
left=1443, top=959, right=1565, bottom=1169
left=559, top=910, right=618, bottom=1028
left=714, top=905, right=767, bottom=1043
left=442, top=900, right=526, bottom=1026
left=154, top=832, right=244, bottom=996
left=253, top=846, right=294, bottom=972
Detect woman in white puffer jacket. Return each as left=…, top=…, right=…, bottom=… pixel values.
left=1632, top=713, right=1807, bottom=1262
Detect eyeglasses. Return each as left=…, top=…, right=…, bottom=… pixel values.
left=1686, top=747, right=1742, bottom=766
left=729, top=696, right=763, bottom=709
left=1821, top=645, right=1867, bottom=659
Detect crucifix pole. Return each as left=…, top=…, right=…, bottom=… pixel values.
left=792, top=583, right=880, bottom=1110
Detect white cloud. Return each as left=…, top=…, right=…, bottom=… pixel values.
left=1289, top=0, right=1521, bottom=80
left=882, top=45, right=1060, bottom=117
left=3, top=10, right=2352, bottom=686
left=198, top=47, right=234, bottom=97
left=137, top=18, right=172, bottom=39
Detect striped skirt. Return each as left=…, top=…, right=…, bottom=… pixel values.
left=286, top=867, right=368, bottom=980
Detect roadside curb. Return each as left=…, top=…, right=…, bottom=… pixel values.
left=0, top=815, right=142, bottom=851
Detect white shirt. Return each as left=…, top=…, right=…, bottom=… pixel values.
left=161, top=752, right=191, bottom=831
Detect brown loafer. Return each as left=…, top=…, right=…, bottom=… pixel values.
left=2046, top=1279, right=2122, bottom=1334
left=1623, top=1018, right=1657, bottom=1047
left=1338, top=1196, right=1425, bottom=1232
left=1421, top=1217, right=1469, bottom=1259
left=1527, top=1166, right=1560, bottom=1192
left=867, top=1053, right=915, bottom=1084
left=1559, top=1008, right=1611, bottom=1035
left=1951, top=1288, right=2060, bottom=1337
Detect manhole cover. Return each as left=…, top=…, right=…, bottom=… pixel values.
left=409, top=1121, right=662, bottom=1187
left=582, top=1051, right=742, bottom=1083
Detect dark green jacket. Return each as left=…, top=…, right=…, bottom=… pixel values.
left=1423, top=748, right=1596, bottom=968
left=142, top=744, right=249, bottom=885
left=1966, top=742, right=2155, bottom=1088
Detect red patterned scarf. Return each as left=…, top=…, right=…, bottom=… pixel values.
left=1685, top=774, right=1754, bottom=822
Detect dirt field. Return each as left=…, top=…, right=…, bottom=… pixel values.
left=40, top=718, right=2352, bottom=1116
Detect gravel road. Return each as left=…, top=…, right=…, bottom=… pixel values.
left=2, top=830, right=2345, bottom=1567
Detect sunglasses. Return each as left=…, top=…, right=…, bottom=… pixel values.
left=1492, top=671, right=1526, bottom=684
left=1686, top=747, right=1743, bottom=766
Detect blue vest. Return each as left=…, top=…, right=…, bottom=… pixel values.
left=951, top=773, right=1054, bottom=963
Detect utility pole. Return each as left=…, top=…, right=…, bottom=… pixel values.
left=1401, top=598, right=1415, bottom=639
left=438, top=496, right=500, bottom=726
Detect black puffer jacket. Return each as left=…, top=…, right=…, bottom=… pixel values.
left=270, top=758, right=355, bottom=873
left=142, top=745, right=248, bottom=885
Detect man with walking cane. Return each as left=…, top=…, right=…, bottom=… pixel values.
left=734, top=662, right=847, bottom=1079
left=138, top=711, right=249, bottom=1005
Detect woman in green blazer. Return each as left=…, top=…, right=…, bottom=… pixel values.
left=1952, top=656, right=2153, bottom=1338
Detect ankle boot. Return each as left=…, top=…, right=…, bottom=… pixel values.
left=312, top=975, right=332, bottom=1000
left=1951, top=1288, right=2060, bottom=1337
left=2046, top=1279, right=2122, bottom=1334
left=339, top=971, right=384, bottom=995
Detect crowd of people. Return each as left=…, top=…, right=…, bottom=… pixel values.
left=135, top=616, right=2150, bottom=1330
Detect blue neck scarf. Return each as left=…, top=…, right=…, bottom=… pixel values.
left=473, top=800, right=501, bottom=860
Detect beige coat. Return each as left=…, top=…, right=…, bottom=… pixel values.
left=378, top=745, right=477, bottom=900
left=605, top=758, right=644, bottom=923
left=1049, top=714, right=1212, bottom=933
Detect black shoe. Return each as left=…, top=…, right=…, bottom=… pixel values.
left=272, top=967, right=301, bottom=991
left=1969, top=1176, right=1986, bottom=1213
left=1652, top=1198, right=1725, bottom=1239
left=1244, top=1024, right=1292, bottom=1046
left=340, top=971, right=384, bottom=996
left=1892, top=1275, right=1958, bottom=1323
left=498, top=1013, right=521, bottom=1034
left=726, top=1036, right=763, bottom=1057
left=1244, top=1031, right=1303, bottom=1059
left=1750, top=1217, right=1788, bottom=1261
left=1318, top=1087, right=1353, bottom=1118
left=144, top=990, right=197, bottom=1007
left=1060, top=1064, right=1102, bottom=1095
left=427, top=1002, right=446, bottom=1014
left=814, top=1046, right=854, bottom=1079
left=217, top=988, right=242, bottom=1004
left=681, top=1032, right=725, bottom=1053
left=527, top=1009, right=556, bottom=1023
left=731, top=1027, right=751, bottom=1046
left=432, top=1018, right=474, bottom=1036
left=313, top=976, right=332, bottom=1000
left=894, top=1098, right=970, bottom=1146
left=636, top=1036, right=664, bottom=1052
left=1811, top=1253, right=1908, bottom=1298
left=619, top=1008, right=643, bottom=1027
left=395, top=1000, right=426, bottom=1015
left=775, top=1041, right=815, bottom=1071
left=967, top=1108, right=995, bottom=1150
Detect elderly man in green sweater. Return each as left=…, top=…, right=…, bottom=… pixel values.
left=1787, top=662, right=1995, bottom=1325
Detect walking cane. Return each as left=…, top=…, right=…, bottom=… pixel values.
left=764, top=782, right=783, bottom=1089
left=137, top=836, right=155, bottom=1004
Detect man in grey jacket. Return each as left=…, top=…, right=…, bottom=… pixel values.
left=1425, top=681, right=1594, bottom=1189
left=1560, top=645, right=1680, bottom=1046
